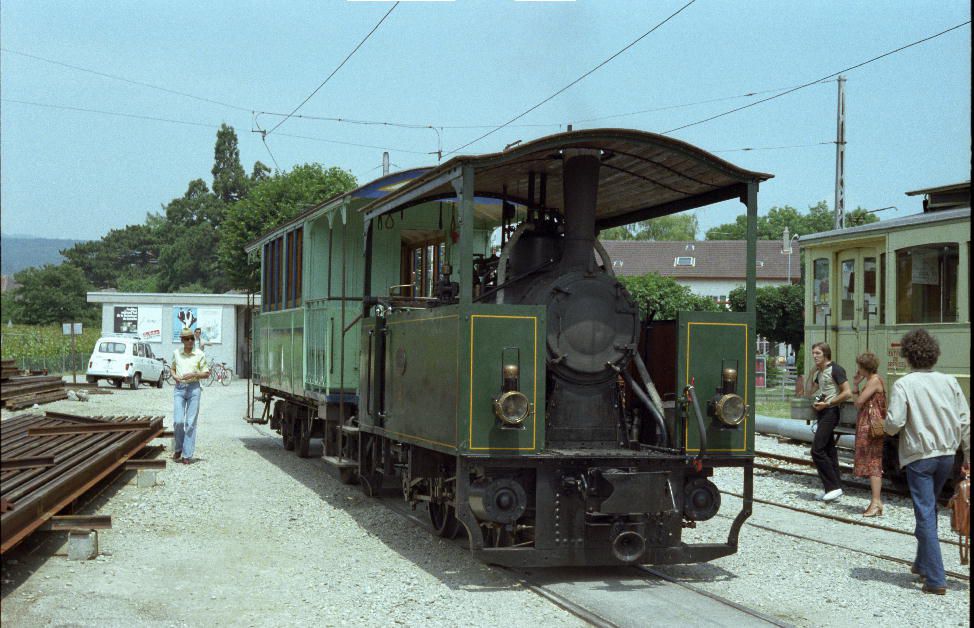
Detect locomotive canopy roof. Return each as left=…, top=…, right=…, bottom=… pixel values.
left=359, top=128, right=773, bottom=230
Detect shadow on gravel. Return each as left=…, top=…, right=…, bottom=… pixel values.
left=850, top=566, right=967, bottom=592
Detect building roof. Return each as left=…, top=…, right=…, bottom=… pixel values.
left=87, top=292, right=261, bottom=306
left=904, top=181, right=970, bottom=197
left=601, top=240, right=799, bottom=280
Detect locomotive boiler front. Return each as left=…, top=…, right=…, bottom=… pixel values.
left=501, top=151, right=639, bottom=447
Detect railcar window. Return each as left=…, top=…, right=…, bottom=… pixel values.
left=840, top=258, right=855, bottom=320
left=813, top=258, right=830, bottom=324
left=879, top=253, right=886, bottom=324
left=895, top=243, right=959, bottom=323
left=864, top=257, right=877, bottom=322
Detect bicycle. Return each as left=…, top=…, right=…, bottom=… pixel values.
left=205, top=361, right=233, bottom=387
left=160, top=359, right=173, bottom=385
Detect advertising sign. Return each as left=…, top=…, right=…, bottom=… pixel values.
left=172, top=306, right=199, bottom=341
left=138, top=307, right=163, bottom=343
left=197, top=307, right=222, bottom=344
left=113, top=306, right=139, bottom=334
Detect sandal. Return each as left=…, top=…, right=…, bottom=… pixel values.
left=863, top=503, right=884, bottom=517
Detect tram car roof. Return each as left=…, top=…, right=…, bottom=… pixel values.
left=357, top=128, right=773, bottom=231
left=799, top=206, right=970, bottom=245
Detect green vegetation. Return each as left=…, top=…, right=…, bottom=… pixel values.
left=601, top=213, right=698, bottom=241
left=1, top=324, right=102, bottom=371
left=728, top=283, right=803, bottom=349
left=755, top=398, right=791, bottom=418
left=705, top=201, right=878, bottom=240
left=619, top=273, right=720, bottom=319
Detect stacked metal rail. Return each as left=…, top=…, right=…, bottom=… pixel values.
left=1, top=375, right=68, bottom=409
left=0, top=412, right=164, bottom=554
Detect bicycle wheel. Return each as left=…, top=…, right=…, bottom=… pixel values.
left=204, top=367, right=217, bottom=387
left=162, top=364, right=172, bottom=384
left=221, top=367, right=233, bottom=386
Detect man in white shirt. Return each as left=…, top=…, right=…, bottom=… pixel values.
left=885, top=329, right=970, bottom=595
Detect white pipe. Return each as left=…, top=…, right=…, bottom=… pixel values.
left=755, top=414, right=855, bottom=449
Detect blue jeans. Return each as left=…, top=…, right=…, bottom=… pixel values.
left=905, top=455, right=954, bottom=588
left=173, top=382, right=202, bottom=459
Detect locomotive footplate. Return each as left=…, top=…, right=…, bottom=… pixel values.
left=463, top=457, right=753, bottom=568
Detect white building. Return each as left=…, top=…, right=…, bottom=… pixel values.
left=601, top=240, right=801, bottom=305
left=86, top=292, right=260, bottom=376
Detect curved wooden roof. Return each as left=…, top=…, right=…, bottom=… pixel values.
left=360, top=128, right=772, bottom=229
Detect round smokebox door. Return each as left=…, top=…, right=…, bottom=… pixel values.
left=546, top=272, right=638, bottom=378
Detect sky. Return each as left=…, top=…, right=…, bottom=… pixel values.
left=1, top=1, right=970, bottom=242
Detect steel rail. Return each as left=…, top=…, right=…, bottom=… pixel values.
left=720, top=490, right=961, bottom=547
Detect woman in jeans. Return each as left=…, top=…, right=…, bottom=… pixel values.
left=852, top=352, right=886, bottom=516
left=171, top=327, right=210, bottom=464
left=885, top=329, right=970, bottom=595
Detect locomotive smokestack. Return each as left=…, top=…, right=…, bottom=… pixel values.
left=561, top=150, right=601, bottom=271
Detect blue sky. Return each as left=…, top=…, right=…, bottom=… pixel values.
left=1, top=1, right=970, bottom=241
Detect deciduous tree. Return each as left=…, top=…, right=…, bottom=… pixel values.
left=10, top=264, right=97, bottom=325
left=619, top=273, right=720, bottom=320
left=601, top=213, right=698, bottom=241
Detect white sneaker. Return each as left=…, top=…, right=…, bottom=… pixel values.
left=822, top=489, right=843, bottom=502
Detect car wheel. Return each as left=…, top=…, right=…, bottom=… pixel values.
left=130, top=373, right=141, bottom=390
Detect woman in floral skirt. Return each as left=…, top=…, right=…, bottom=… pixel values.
left=853, top=351, right=886, bottom=516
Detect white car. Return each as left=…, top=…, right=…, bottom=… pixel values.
left=86, top=335, right=165, bottom=389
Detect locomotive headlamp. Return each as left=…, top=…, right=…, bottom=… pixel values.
left=494, top=391, right=531, bottom=426
left=502, top=364, right=520, bottom=392
left=714, top=393, right=747, bottom=426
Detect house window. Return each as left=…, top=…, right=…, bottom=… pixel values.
left=895, top=244, right=958, bottom=323
left=674, top=256, right=695, bottom=267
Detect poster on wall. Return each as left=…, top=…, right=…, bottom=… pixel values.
left=172, top=306, right=199, bottom=341
left=197, top=307, right=222, bottom=344
left=138, top=307, right=163, bottom=343
left=113, top=306, right=139, bottom=334
left=911, top=250, right=939, bottom=285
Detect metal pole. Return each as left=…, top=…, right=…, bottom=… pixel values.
left=834, top=76, right=846, bottom=230
left=71, top=325, right=77, bottom=384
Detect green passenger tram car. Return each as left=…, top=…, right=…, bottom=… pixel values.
left=247, top=129, right=770, bottom=567
left=793, top=181, right=970, bottom=460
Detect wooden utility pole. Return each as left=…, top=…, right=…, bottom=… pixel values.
left=834, top=76, right=846, bottom=229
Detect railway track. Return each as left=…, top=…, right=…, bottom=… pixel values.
left=754, top=450, right=917, bottom=499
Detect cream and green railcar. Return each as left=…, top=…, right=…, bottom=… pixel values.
left=798, top=190, right=970, bottom=401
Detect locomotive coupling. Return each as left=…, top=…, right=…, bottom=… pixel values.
left=611, top=530, right=647, bottom=564
left=468, top=478, right=527, bottom=524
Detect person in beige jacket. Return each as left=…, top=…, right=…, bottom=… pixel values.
left=885, top=329, right=970, bottom=595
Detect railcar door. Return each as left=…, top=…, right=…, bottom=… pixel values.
left=832, top=247, right=881, bottom=374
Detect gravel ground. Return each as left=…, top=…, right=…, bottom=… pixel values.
left=1, top=381, right=584, bottom=628
left=660, top=433, right=970, bottom=627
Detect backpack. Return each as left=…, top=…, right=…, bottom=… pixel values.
left=947, top=470, right=970, bottom=565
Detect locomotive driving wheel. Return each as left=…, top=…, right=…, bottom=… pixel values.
left=428, top=502, right=461, bottom=539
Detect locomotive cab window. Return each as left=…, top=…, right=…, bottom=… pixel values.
left=401, top=233, right=445, bottom=299
left=895, top=243, right=959, bottom=323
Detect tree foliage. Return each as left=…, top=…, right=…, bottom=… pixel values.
left=60, top=223, right=162, bottom=289
left=705, top=202, right=878, bottom=240
left=601, top=213, right=698, bottom=241
left=211, top=123, right=249, bottom=204
left=9, top=264, right=98, bottom=325
left=728, top=283, right=804, bottom=348
left=619, top=273, right=721, bottom=320
left=219, top=164, right=357, bottom=290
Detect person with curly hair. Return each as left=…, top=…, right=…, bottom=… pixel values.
left=885, top=329, right=970, bottom=595
left=852, top=352, right=886, bottom=516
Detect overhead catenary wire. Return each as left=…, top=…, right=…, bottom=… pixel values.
left=0, top=47, right=253, bottom=113
left=265, top=2, right=399, bottom=136
left=662, top=20, right=971, bottom=135
left=442, top=0, right=697, bottom=158
left=1, top=98, right=427, bottom=155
